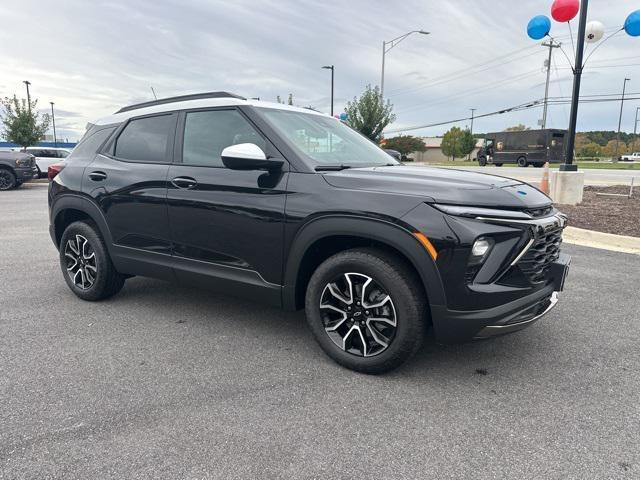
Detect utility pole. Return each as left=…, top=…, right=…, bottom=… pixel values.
left=633, top=106, right=639, bottom=153
left=541, top=40, right=561, bottom=130
left=614, top=78, right=630, bottom=162
left=23, top=80, right=32, bottom=112
left=50, top=102, right=57, bottom=148
left=468, top=108, right=476, bottom=160
left=561, top=0, right=589, bottom=171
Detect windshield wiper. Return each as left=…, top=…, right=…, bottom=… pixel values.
left=314, top=164, right=352, bottom=171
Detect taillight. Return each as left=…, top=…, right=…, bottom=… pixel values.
left=48, top=163, right=65, bottom=181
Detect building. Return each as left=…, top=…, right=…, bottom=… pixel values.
left=410, top=137, right=483, bottom=163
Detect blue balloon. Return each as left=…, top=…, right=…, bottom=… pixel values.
left=527, top=15, right=551, bottom=40
left=339, top=112, right=348, bottom=121
left=624, top=10, right=640, bottom=37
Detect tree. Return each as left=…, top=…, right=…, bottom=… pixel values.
left=504, top=124, right=530, bottom=132
left=577, top=142, right=602, bottom=158
left=344, top=84, right=396, bottom=142
left=382, top=135, right=426, bottom=156
left=441, top=127, right=467, bottom=160
left=1, top=95, right=50, bottom=149
left=459, top=128, right=476, bottom=158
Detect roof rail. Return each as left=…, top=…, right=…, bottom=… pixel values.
left=115, top=91, right=247, bottom=114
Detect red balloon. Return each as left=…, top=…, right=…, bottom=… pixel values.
left=551, top=0, right=580, bottom=22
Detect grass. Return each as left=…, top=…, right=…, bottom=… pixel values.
left=417, top=160, right=640, bottom=170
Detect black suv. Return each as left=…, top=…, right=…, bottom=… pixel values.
left=48, top=92, right=570, bottom=373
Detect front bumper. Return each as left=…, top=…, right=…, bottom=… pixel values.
left=15, top=166, right=38, bottom=181
left=431, top=253, right=570, bottom=343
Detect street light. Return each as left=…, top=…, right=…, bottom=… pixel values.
left=614, top=77, right=631, bottom=162
left=380, top=30, right=429, bottom=99
left=23, top=80, right=31, bottom=112
left=321, top=65, right=334, bottom=116
left=50, top=102, right=57, bottom=148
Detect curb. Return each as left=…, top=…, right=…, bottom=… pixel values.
left=563, top=226, right=640, bottom=255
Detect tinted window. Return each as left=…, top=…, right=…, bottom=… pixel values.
left=67, top=127, right=115, bottom=161
left=115, top=115, right=173, bottom=162
left=57, top=150, right=70, bottom=158
left=182, top=109, right=265, bottom=167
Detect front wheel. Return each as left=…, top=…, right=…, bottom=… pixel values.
left=60, top=221, right=125, bottom=301
left=494, top=163, right=503, bottom=167
left=305, top=248, right=427, bottom=374
left=478, top=157, right=487, bottom=167
left=0, top=169, right=17, bottom=190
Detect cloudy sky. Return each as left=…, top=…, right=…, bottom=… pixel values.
left=1, top=0, right=638, bottom=141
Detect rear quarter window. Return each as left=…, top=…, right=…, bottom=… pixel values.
left=67, top=127, right=116, bottom=163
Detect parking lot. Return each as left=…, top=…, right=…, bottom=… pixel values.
left=1, top=183, right=639, bottom=479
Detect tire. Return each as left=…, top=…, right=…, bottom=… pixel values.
left=517, top=157, right=528, bottom=167
left=36, top=165, right=43, bottom=178
left=478, top=157, right=487, bottom=167
left=534, top=163, right=544, bottom=168
left=59, top=220, right=125, bottom=301
left=494, top=163, right=503, bottom=167
left=305, top=248, right=427, bottom=374
left=0, top=168, right=17, bottom=190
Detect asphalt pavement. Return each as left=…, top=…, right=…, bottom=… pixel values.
left=1, top=183, right=639, bottom=479
left=420, top=164, right=640, bottom=186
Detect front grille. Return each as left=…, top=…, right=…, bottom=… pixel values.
left=517, top=223, right=564, bottom=284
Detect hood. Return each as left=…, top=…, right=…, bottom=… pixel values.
left=321, top=165, right=552, bottom=209
left=0, top=151, right=32, bottom=161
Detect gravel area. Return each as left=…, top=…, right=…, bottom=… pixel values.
left=559, top=186, right=640, bottom=237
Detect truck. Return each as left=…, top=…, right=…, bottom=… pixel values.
left=620, top=152, right=640, bottom=162
left=477, top=129, right=567, bottom=168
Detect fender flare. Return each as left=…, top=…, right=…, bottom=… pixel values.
left=50, top=194, right=114, bottom=251
left=282, top=215, right=446, bottom=310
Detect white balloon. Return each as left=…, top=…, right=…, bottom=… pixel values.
left=585, top=20, right=605, bottom=43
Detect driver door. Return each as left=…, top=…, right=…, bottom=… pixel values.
left=166, top=107, right=288, bottom=302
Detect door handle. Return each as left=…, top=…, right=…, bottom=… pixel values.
left=88, top=171, right=107, bottom=181
left=171, top=176, right=197, bottom=189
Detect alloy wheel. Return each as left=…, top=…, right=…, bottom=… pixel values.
left=64, top=234, right=97, bottom=290
left=0, top=170, right=14, bottom=190
left=319, top=272, right=397, bottom=357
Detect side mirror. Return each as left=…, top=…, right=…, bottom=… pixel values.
left=221, top=143, right=283, bottom=171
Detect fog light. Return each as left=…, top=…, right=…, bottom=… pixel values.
left=472, top=238, right=492, bottom=257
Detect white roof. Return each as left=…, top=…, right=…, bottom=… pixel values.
left=94, top=96, right=327, bottom=126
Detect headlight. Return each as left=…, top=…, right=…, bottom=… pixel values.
left=431, top=204, right=533, bottom=220
left=15, top=157, right=32, bottom=166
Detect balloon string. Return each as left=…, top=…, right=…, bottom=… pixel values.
left=567, top=21, right=576, bottom=64
left=549, top=35, right=576, bottom=73
left=582, top=27, right=625, bottom=68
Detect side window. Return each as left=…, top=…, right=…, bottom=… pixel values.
left=57, top=150, right=70, bottom=158
left=115, top=114, right=173, bottom=162
left=182, top=109, right=266, bottom=167
left=43, top=150, right=56, bottom=158
left=67, top=127, right=115, bottom=160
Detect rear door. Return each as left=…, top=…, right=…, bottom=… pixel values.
left=166, top=107, right=288, bottom=302
left=87, top=113, right=177, bottom=277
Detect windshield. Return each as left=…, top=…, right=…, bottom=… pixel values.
left=258, top=108, right=399, bottom=167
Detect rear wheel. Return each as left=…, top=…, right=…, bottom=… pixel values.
left=517, top=156, right=528, bottom=167
left=534, top=163, right=544, bottom=168
left=60, top=221, right=125, bottom=301
left=478, top=157, right=487, bottom=167
left=495, top=163, right=503, bottom=167
left=0, top=169, right=16, bottom=190
left=305, top=248, right=427, bottom=374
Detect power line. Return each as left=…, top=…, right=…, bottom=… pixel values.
left=385, top=95, right=640, bottom=134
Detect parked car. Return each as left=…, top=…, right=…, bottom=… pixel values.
left=620, top=152, right=640, bottom=162
left=0, top=151, right=38, bottom=190
left=384, top=148, right=402, bottom=161
left=48, top=92, right=570, bottom=373
left=478, top=129, right=567, bottom=167
left=23, top=147, right=72, bottom=177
